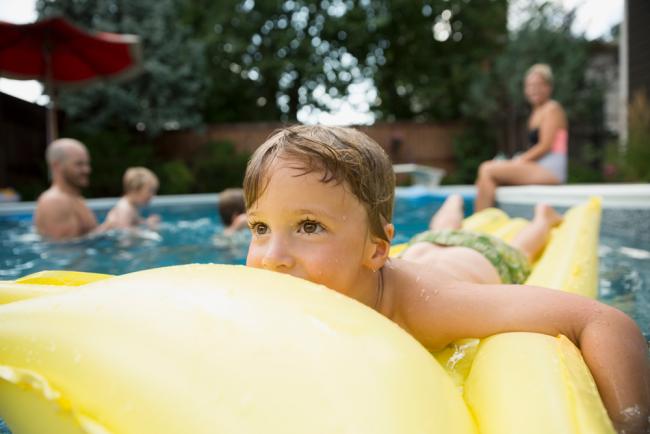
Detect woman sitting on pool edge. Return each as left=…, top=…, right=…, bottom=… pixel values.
left=474, top=63, right=569, bottom=211
left=242, top=125, right=648, bottom=434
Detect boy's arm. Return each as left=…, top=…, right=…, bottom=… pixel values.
left=404, top=281, right=649, bottom=433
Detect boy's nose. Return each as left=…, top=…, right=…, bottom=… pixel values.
left=261, top=237, right=295, bottom=271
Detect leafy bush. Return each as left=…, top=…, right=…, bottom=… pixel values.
left=444, top=123, right=497, bottom=185
left=594, top=92, right=650, bottom=183
left=157, top=161, right=195, bottom=195
left=567, top=142, right=605, bottom=183
left=190, top=140, right=250, bottom=193
left=618, top=92, right=650, bottom=182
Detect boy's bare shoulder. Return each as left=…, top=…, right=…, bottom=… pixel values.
left=383, top=258, right=458, bottom=348
left=112, top=197, right=136, bottom=213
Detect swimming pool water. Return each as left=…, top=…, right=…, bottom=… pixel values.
left=1, top=194, right=649, bottom=339
left=0, top=204, right=247, bottom=278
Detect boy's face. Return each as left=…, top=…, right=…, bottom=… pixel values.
left=246, top=159, right=388, bottom=297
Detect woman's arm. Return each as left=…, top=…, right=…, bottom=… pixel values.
left=518, top=101, right=567, bottom=162
left=405, top=281, right=649, bottom=433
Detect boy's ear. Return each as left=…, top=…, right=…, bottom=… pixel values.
left=384, top=223, right=395, bottom=242
left=365, top=223, right=394, bottom=271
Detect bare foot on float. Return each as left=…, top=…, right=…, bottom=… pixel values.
left=429, top=194, right=464, bottom=231
left=510, top=203, right=563, bottom=262
left=533, top=203, right=563, bottom=229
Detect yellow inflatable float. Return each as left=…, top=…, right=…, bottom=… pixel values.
left=0, top=198, right=614, bottom=434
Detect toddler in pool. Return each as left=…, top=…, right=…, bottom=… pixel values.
left=242, top=125, right=648, bottom=434
left=103, top=167, right=160, bottom=230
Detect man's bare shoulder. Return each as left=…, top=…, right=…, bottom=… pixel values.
left=37, top=186, right=73, bottom=204
left=35, top=187, right=74, bottom=214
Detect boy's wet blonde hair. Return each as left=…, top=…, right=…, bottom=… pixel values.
left=244, top=125, right=395, bottom=242
left=123, top=167, right=159, bottom=194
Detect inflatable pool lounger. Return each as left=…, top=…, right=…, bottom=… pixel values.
left=0, top=198, right=613, bottom=434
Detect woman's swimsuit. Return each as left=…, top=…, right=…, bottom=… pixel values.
left=528, top=128, right=568, bottom=183
left=408, top=229, right=531, bottom=284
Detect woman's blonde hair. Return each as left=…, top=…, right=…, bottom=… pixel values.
left=123, top=167, right=159, bottom=193
left=243, top=125, right=395, bottom=242
left=526, top=63, right=553, bottom=86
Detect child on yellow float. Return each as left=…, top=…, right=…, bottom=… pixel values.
left=242, top=125, right=649, bottom=434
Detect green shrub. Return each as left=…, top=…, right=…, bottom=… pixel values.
left=601, top=92, right=650, bottom=183
left=620, top=92, right=650, bottom=182
left=444, top=123, right=497, bottom=185
left=157, top=160, right=195, bottom=194
left=567, top=142, right=604, bottom=183
left=191, top=140, right=250, bottom=193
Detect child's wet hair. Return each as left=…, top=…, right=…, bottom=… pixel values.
left=218, top=188, right=246, bottom=226
left=123, top=167, right=159, bottom=194
left=244, top=125, right=395, bottom=242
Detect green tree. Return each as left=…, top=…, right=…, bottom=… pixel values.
left=351, top=0, right=508, bottom=122
left=184, top=0, right=373, bottom=122
left=37, top=0, right=209, bottom=136
left=37, top=1, right=509, bottom=126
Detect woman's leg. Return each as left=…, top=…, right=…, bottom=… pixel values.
left=429, top=194, right=464, bottom=230
left=474, top=160, right=560, bottom=211
left=510, top=203, right=563, bottom=262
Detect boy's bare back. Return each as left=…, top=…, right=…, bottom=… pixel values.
left=104, top=197, right=140, bottom=229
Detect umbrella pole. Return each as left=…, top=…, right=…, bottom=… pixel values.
left=44, top=45, right=58, bottom=144
left=45, top=87, right=58, bottom=144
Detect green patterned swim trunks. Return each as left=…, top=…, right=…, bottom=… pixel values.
left=408, top=229, right=531, bottom=284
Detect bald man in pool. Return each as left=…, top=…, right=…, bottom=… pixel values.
left=34, top=138, right=99, bottom=240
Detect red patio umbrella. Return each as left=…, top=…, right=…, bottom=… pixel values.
left=0, top=16, right=142, bottom=143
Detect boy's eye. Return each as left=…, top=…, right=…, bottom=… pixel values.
left=249, top=222, right=269, bottom=235
left=299, top=220, right=323, bottom=234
